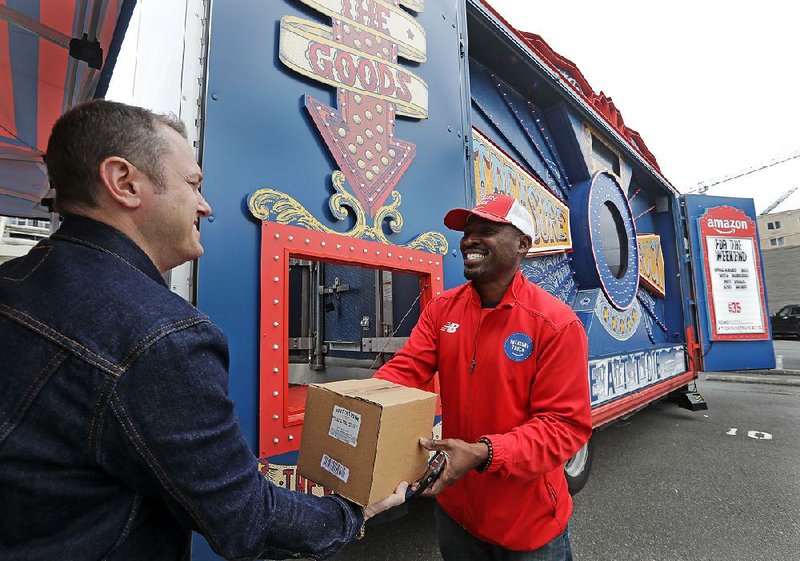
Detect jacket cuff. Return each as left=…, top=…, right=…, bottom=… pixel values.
left=328, top=495, right=366, bottom=540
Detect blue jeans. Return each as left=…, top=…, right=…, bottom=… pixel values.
left=435, top=504, right=573, bottom=561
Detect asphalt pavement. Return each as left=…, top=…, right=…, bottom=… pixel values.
left=325, top=376, right=800, bottom=561
left=569, top=379, right=800, bottom=561
left=771, top=338, right=800, bottom=370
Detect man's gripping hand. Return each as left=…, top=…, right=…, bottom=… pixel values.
left=416, top=437, right=489, bottom=497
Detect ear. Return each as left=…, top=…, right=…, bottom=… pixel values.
left=97, top=156, right=144, bottom=209
left=517, top=234, right=532, bottom=256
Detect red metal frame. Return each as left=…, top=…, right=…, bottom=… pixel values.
left=257, top=222, right=445, bottom=457
left=685, top=326, right=702, bottom=374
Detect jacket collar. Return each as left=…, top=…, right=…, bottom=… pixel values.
left=466, top=270, right=525, bottom=308
left=51, top=214, right=167, bottom=287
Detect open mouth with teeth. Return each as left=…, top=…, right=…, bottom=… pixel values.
left=464, top=251, right=487, bottom=264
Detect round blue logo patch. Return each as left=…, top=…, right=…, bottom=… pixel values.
left=504, top=332, right=533, bottom=362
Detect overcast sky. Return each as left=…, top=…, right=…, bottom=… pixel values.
left=486, top=1, right=800, bottom=212
left=109, top=1, right=800, bottom=213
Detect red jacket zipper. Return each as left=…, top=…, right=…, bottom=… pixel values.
left=465, top=307, right=485, bottom=444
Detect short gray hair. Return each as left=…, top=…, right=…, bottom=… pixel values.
left=45, top=99, right=187, bottom=212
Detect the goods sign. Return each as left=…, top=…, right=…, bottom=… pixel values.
left=278, top=0, right=428, bottom=217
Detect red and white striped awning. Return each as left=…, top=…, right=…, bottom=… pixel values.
left=0, top=0, right=135, bottom=218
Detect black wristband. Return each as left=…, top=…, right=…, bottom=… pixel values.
left=475, top=437, right=493, bottom=472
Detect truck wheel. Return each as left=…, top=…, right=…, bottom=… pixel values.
left=564, top=440, right=593, bottom=495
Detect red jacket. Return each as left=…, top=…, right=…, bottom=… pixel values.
left=375, top=271, right=591, bottom=550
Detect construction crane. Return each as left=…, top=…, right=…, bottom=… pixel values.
left=760, top=186, right=798, bottom=215
left=687, top=149, right=800, bottom=194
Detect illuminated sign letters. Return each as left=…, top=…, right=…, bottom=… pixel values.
left=637, top=234, right=666, bottom=298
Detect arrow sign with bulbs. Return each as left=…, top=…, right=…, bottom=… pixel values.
left=279, top=1, right=428, bottom=217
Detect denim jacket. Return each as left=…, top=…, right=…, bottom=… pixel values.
left=0, top=215, right=363, bottom=561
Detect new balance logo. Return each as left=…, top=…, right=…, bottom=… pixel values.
left=441, top=322, right=460, bottom=333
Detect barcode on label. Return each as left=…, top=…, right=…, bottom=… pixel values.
left=321, top=454, right=350, bottom=483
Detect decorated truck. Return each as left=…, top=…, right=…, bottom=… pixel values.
left=0, top=0, right=776, bottom=559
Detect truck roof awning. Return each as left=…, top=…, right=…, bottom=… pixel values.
left=0, top=0, right=136, bottom=218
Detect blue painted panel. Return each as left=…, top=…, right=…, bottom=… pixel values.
left=627, top=188, right=684, bottom=344
left=194, top=0, right=470, bottom=558
left=469, top=60, right=523, bottom=158
left=544, top=106, right=592, bottom=184
left=543, top=103, right=591, bottom=185
left=683, top=194, right=775, bottom=370
left=199, top=0, right=469, bottom=451
left=520, top=253, right=577, bottom=305
left=649, top=201, right=685, bottom=343
left=491, top=82, right=568, bottom=198
left=469, top=60, right=568, bottom=199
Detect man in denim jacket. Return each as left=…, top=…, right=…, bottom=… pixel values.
left=0, top=100, right=405, bottom=561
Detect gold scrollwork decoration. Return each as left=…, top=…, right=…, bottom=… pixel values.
left=373, top=190, right=404, bottom=236
left=327, top=170, right=363, bottom=223
left=248, top=171, right=448, bottom=255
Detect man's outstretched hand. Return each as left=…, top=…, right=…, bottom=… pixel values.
left=363, top=481, right=409, bottom=520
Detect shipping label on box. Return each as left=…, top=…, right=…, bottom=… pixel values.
left=328, top=405, right=361, bottom=447
left=320, top=453, right=350, bottom=482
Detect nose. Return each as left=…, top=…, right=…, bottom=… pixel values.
left=197, top=192, right=212, bottom=217
left=461, top=230, right=479, bottom=248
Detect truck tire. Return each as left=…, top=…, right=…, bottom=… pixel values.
left=564, top=440, right=593, bottom=495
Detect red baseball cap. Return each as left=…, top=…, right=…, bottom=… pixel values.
left=444, top=194, right=536, bottom=238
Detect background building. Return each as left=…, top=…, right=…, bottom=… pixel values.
left=758, top=208, right=800, bottom=251
left=757, top=190, right=800, bottom=314
left=0, top=216, right=50, bottom=265
left=760, top=246, right=800, bottom=315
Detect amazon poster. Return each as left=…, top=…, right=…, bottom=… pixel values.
left=699, top=206, right=769, bottom=340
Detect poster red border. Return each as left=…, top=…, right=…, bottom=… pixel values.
left=698, top=206, right=770, bottom=341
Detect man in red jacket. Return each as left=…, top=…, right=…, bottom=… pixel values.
left=375, top=194, right=592, bottom=560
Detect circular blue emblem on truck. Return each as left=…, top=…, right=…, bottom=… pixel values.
left=504, top=332, right=533, bottom=362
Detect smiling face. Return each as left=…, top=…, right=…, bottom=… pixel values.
left=460, top=216, right=531, bottom=287
left=137, top=125, right=212, bottom=272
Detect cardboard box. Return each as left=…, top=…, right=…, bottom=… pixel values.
left=297, top=378, right=437, bottom=506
